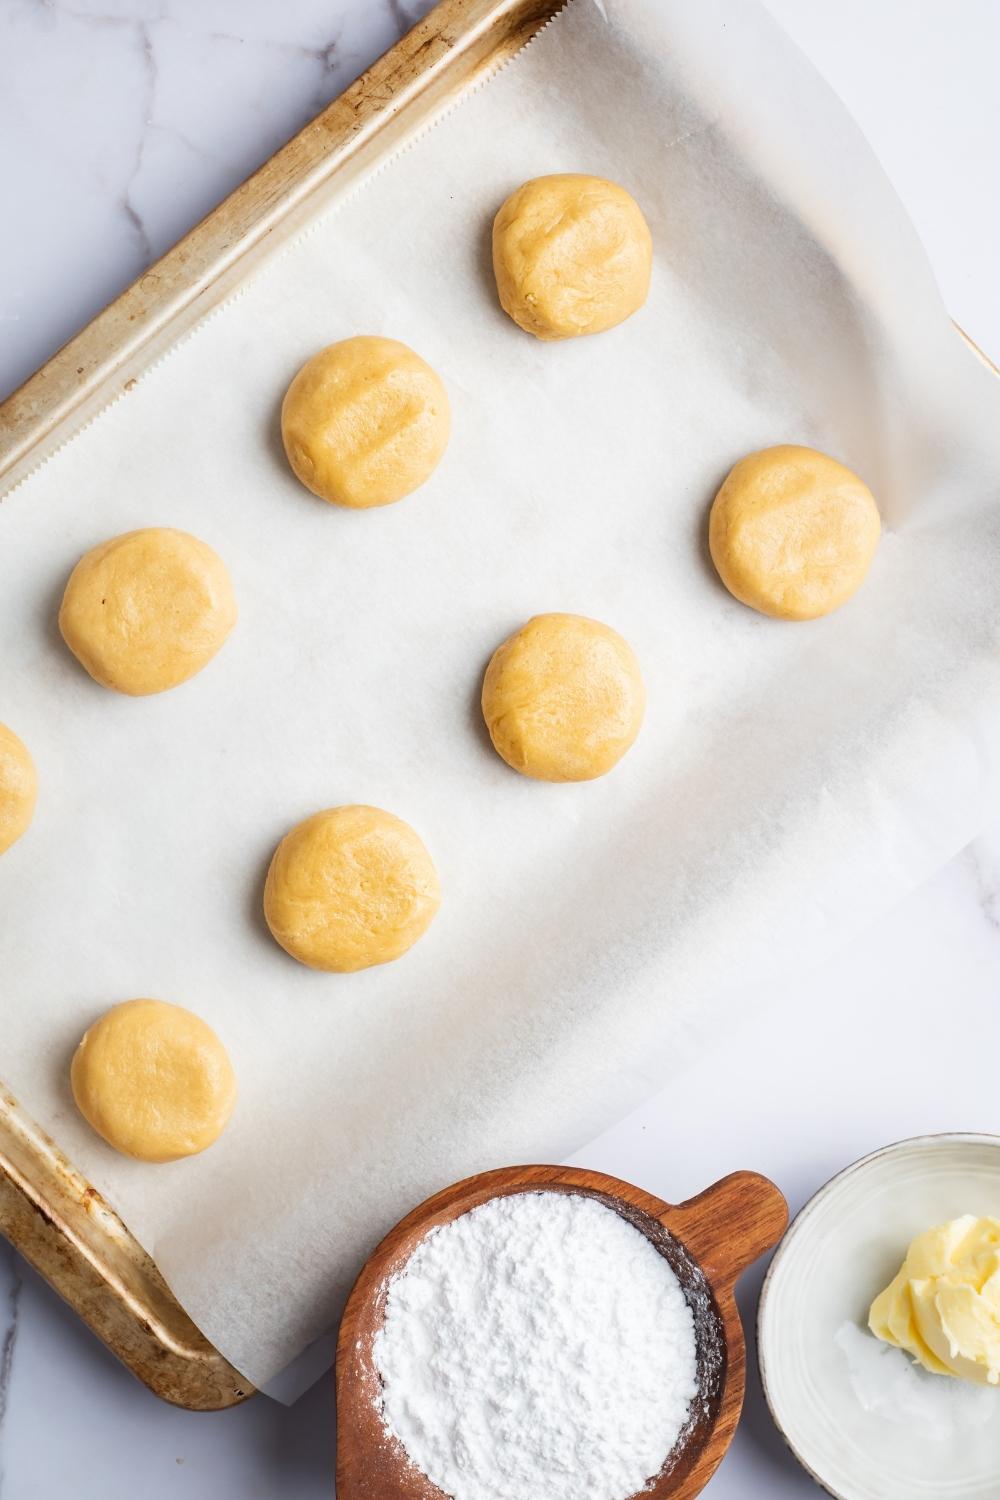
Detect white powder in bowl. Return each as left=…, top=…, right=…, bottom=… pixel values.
left=372, top=1191, right=699, bottom=1500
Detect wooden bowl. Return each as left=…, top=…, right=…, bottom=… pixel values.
left=336, top=1163, right=788, bottom=1500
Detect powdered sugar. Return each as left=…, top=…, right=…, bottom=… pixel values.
left=834, top=1321, right=996, bottom=1442
left=372, top=1191, right=698, bottom=1500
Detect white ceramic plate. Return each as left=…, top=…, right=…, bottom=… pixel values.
left=758, top=1134, right=1000, bottom=1499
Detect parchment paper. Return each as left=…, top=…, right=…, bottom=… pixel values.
left=2, top=0, right=999, bottom=1393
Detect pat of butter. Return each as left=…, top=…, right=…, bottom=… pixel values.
left=869, top=1216, right=1000, bottom=1385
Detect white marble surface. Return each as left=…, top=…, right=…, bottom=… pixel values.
left=2, top=2, right=999, bottom=1496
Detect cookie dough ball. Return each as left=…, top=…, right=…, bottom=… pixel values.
left=709, top=445, right=881, bottom=621
left=492, top=174, right=652, bottom=340
left=482, top=613, right=645, bottom=782
left=0, top=723, right=37, bottom=855
left=281, top=336, right=451, bottom=509
left=263, top=805, right=441, bottom=972
left=59, top=528, right=237, bottom=695
left=71, top=999, right=237, bottom=1163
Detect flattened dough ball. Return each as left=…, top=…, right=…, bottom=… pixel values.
left=281, top=336, right=451, bottom=508
left=59, top=527, right=237, bottom=695
left=482, top=613, right=645, bottom=782
left=0, top=723, right=37, bottom=855
left=492, top=174, right=652, bottom=340
left=263, top=805, right=441, bottom=972
left=71, top=999, right=237, bottom=1162
left=709, top=445, right=881, bottom=621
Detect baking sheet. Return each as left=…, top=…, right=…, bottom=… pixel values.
left=2, top=0, right=999, bottom=1392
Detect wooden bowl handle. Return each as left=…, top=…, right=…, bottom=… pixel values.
left=663, top=1171, right=788, bottom=1290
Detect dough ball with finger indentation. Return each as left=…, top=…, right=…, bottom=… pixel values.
left=0, top=723, right=37, bottom=855
left=492, top=174, right=652, bottom=340
left=71, top=999, right=237, bottom=1163
left=263, top=804, right=441, bottom=972
left=281, top=336, right=451, bottom=509
left=482, top=612, right=646, bottom=782
left=708, top=445, right=881, bottom=621
left=59, top=527, right=237, bottom=695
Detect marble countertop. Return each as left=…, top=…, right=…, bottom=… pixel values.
left=1, top=2, right=999, bottom=1495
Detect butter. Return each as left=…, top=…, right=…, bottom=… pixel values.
left=869, top=1216, right=1000, bottom=1385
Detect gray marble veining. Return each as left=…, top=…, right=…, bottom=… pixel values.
left=0, top=0, right=435, bottom=399
left=966, top=827, right=1000, bottom=929
left=0, top=1245, right=22, bottom=1494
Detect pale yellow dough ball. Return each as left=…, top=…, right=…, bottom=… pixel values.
left=281, top=336, right=451, bottom=509
left=71, top=999, right=237, bottom=1163
left=492, top=174, right=652, bottom=340
left=263, top=805, right=441, bottom=973
left=482, top=613, right=646, bottom=782
left=709, top=445, right=881, bottom=621
left=59, top=527, right=237, bottom=695
left=0, top=723, right=37, bottom=855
